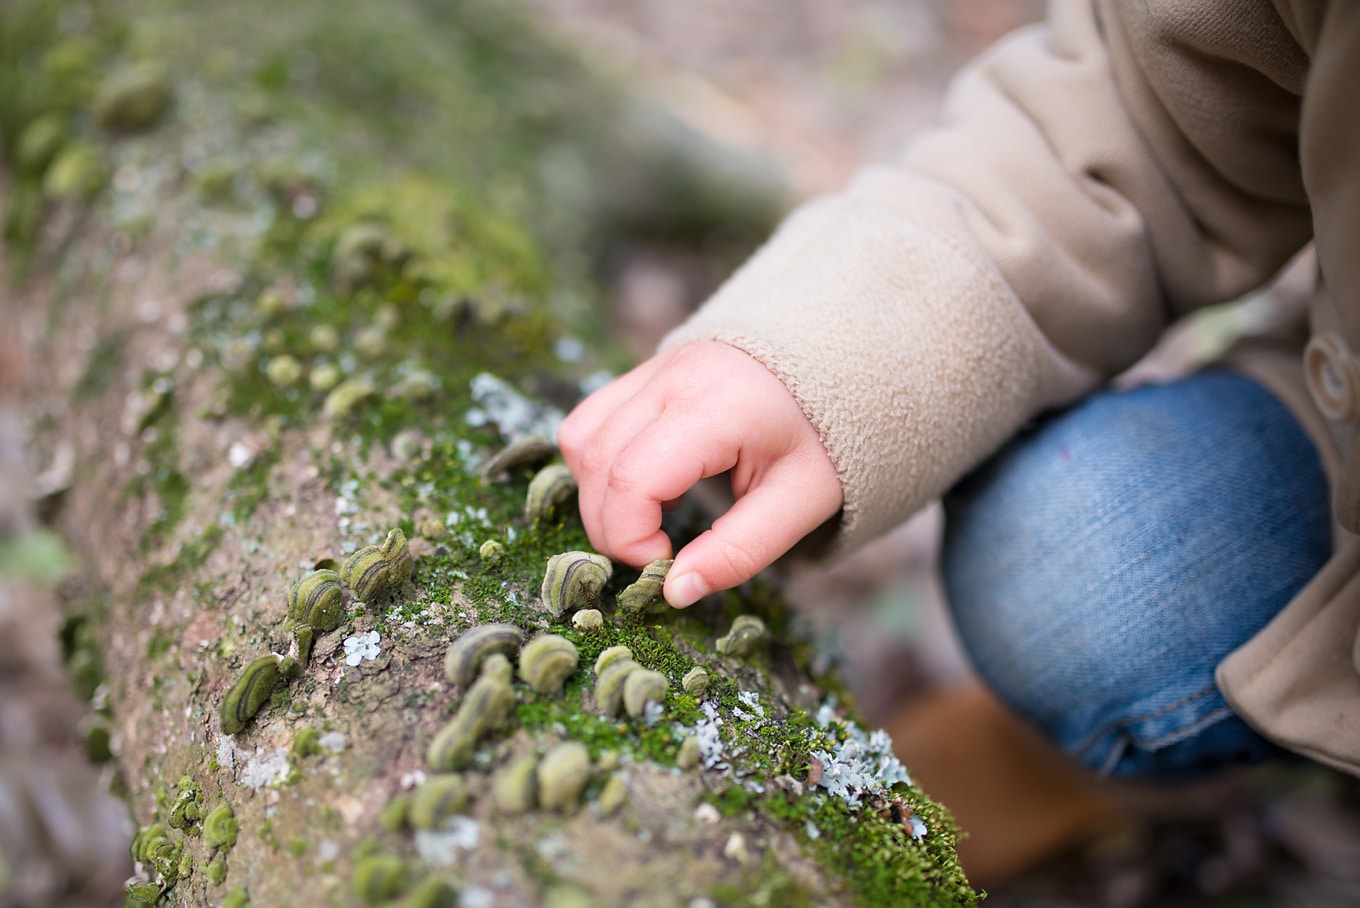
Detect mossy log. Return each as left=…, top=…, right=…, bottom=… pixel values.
left=4, top=0, right=976, bottom=905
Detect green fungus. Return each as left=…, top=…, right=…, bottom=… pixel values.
left=205, top=857, right=228, bottom=886
left=352, top=854, right=409, bottom=904
left=379, top=793, right=413, bottom=833
left=203, top=804, right=239, bottom=852
left=395, top=877, right=456, bottom=908
left=407, top=775, right=471, bottom=831
left=291, top=727, right=323, bottom=759
left=167, top=776, right=204, bottom=832
left=220, top=653, right=299, bottom=735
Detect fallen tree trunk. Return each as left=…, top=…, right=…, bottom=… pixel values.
left=5, top=1, right=976, bottom=905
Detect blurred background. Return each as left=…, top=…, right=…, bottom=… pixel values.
left=5, top=0, right=1360, bottom=906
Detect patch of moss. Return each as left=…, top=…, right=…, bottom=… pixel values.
left=73, top=329, right=132, bottom=400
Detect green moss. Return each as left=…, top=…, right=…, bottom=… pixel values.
left=73, top=329, right=131, bottom=400
left=225, top=448, right=280, bottom=525
left=222, top=885, right=251, bottom=908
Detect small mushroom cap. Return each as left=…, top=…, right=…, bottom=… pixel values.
left=616, top=559, right=673, bottom=615
left=426, top=671, right=516, bottom=771
left=716, top=614, right=768, bottom=657
left=351, top=854, right=409, bottom=903
left=525, top=464, right=578, bottom=522
left=286, top=569, right=345, bottom=632
left=598, top=774, right=628, bottom=817
left=444, top=623, right=524, bottom=687
left=622, top=668, right=669, bottom=719
left=220, top=654, right=290, bottom=735
left=593, top=645, right=634, bottom=676
left=493, top=754, right=539, bottom=814
left=481, top=434, right=557, bottom=479
left=594, top=658, right=640, bottom=717
left=537, top=741, right=592, bottom=812
left=202, top=804, right=239, bottom=851
left=407, top=775, right=471, bottom=830
left=380, top=527, right=413, bottom=586
left=571, top=608, right=604, bottom=632
left=340, top=544, right=389, bottom=602
left=539, top=551, right=612, bottom=619
left=681, top=666, right=711, bottom=697
left=518, top=634, right=580, bottom=696
left=676, top=735, right=702, bottom=770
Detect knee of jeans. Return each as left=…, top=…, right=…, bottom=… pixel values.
left=938, top=440, right=1179, bottom=761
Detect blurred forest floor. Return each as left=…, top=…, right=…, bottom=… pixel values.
left=518, top=2, right=1360, bottom=907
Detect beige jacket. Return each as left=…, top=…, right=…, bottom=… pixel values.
left=664, top=0, right=1360, bottom=775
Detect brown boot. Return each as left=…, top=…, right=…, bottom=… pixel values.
left=884, top=679, right=1126, bottom=888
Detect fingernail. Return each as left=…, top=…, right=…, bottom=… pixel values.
left=666, top=572, right=708, bottom=609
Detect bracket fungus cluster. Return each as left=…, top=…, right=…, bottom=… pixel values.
left=218, top=527, right=412, bottom=737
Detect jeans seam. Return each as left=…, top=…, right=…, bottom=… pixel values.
left=1136, top=705, right=1233, bottom=749
left=1073, top=683, right=1220, bottom=763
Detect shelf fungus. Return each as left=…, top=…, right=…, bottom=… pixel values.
left=341, top=527, right=413, bottom=603
left=202, top=804, right=239, bottom=852
left=537, top=741, right=592, bottom=812
left=219, top=654, right=300, bottom=735
left=598, top=774, right=628, bottom=817
left=676, top=735, right=702, bottom=770
left=444, top=623, right=524, bottom=688
left=682, top=666, right=710, bottom=697
left=481, top=434, right=556, bottom=480
left=408, top=775, right=471, bottom=830
left=351, top=854, right=409, bottom=904
left=594, top=645, right=634, bottom=676
left=524, top=463, right=577, bottom=523
left=285, top=569, right=347, bottom=663
left=478, top=539, right=505, bottom=567
left=518, top=634, right=579, bottom=696
left=570, top=608, right=604, bottom=633
left=617, top=559, right=672, bottom=615
left=397, top=878, right=455, bottom=908
left=493, top=754, right=539, bottom=814
left=622, top=668, right=668, bottom=719
left=595, top=656, right=641, bottom=717
left=715, top=615, right=768, bottom=658
left=427, top=654, right=516, bottom=771
left=540, top=551, right=612, bottom=619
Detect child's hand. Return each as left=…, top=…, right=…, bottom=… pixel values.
left=557, top=341, right=843, bottom=607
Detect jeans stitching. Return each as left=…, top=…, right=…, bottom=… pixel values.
left=1073, top=683, right=1220, bottom=762
left=1136, top=705, right=1233, bottom=749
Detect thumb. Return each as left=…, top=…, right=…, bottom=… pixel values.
left=663, top=469, right=841, bottom=608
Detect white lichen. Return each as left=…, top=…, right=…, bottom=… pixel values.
left=807, top=709, right=922, bottom=838
left=414, top=816, right=480, bottom=866
left=465, top=372, right=563, bottom=442
left=342, top=630, right=381, bottom=666
left=239, top=747, right=290, bottom=790
left=318, top=731, right=347, bottom=753
left=692, top=701, right=728, bottom=770
left=459, top=886, right=495, bottom=908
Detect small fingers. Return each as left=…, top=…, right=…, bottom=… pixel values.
left=664, top=460, right=841, bottom=607
left=593, top=406, right=736, bottom=565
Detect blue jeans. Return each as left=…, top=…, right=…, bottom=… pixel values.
left=942, top=371, right=1332, bottom=778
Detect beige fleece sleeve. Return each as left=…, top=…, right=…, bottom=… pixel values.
left=663, top=0, right=1315, bottom=552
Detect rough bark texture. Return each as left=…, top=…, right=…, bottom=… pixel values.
left=3, top=1, right=975, bottom=905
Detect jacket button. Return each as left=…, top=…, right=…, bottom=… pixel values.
left=1304, top=332, right=1360, bottom=423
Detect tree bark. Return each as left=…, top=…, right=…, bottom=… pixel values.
left=4, top=1, right=975, bottom=905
